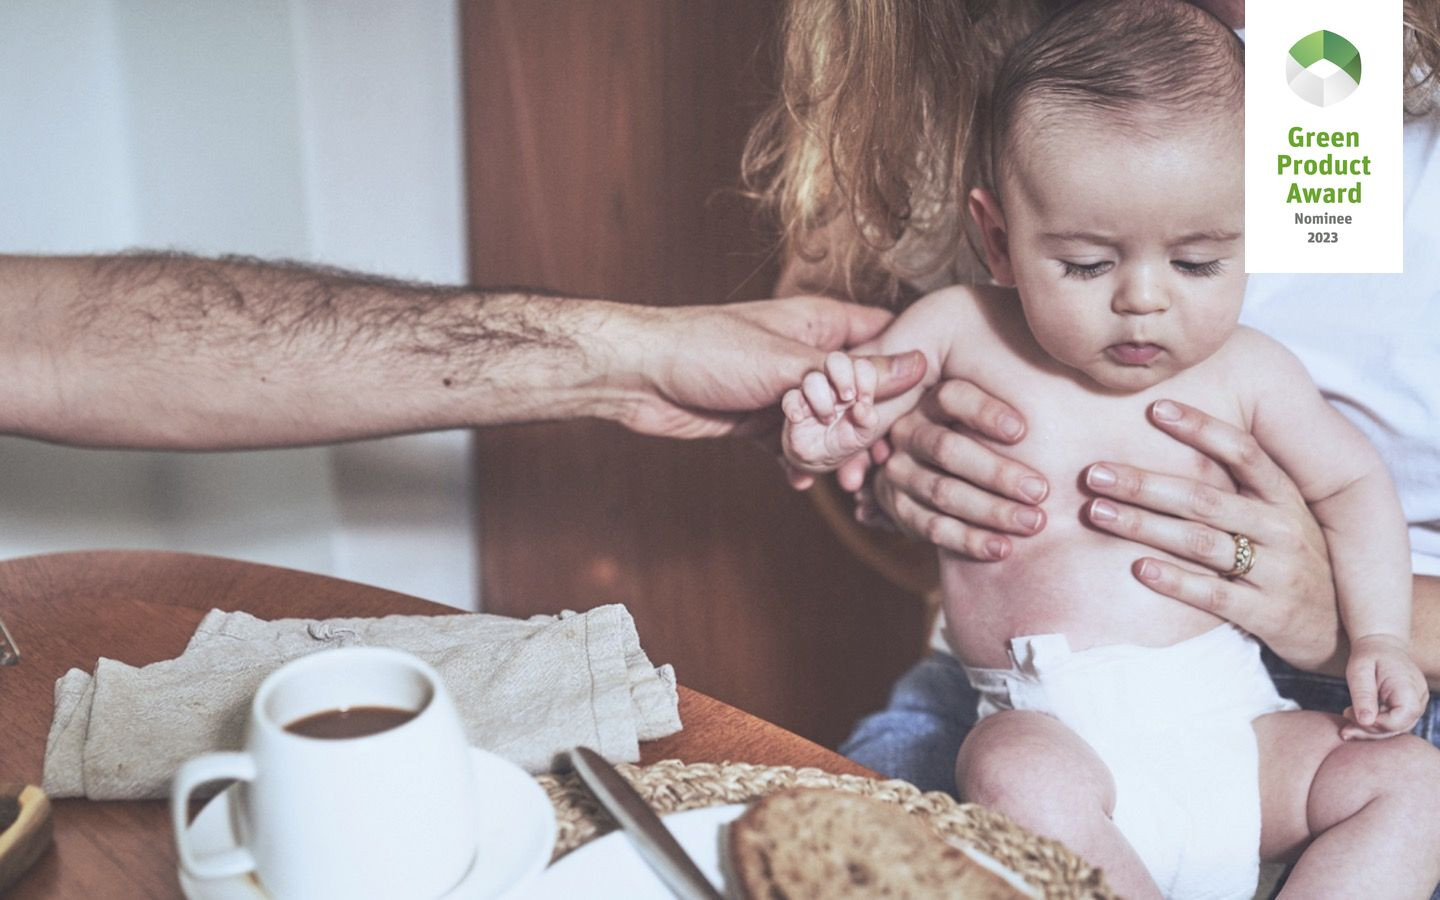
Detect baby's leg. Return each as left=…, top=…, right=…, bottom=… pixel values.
left=1255, top=710, right=1440, bottom=898
left=955, top=709, right=1161, bottom=899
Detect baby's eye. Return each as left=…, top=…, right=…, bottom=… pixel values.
left=1058, top=260, right=1112, bottom=279
left=1173, top=259, right=1225, bottom=277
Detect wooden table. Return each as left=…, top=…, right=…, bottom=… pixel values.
left=0, top=551, right=872, bottom=898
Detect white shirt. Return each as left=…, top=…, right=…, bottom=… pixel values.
left=1242, top=115, right=1440, bottom=575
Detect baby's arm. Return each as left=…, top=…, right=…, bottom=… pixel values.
left=1242, top=330, right=1427, bottom=736
left=781, top=287, right=971, bottom=473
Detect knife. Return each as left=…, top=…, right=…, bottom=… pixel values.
left=568, top=747, right=724, bottom=900
left=0, top=616, right=18, bottom=666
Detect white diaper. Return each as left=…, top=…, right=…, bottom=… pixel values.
left=962, top=624, right=1298, bottom=900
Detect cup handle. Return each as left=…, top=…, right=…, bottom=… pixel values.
left=171, top=752, right=258, bottom=880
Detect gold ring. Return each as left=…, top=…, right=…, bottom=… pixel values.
left=1226, top=533, right=1256, bottom=578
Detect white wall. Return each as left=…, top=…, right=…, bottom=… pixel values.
left=0, top=0, right=477, bottom=610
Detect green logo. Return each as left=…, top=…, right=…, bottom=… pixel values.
left=1287, top=30, right=1362, bottom=107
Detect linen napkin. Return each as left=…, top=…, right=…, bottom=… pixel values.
left=43, top=604, right=679, bottom=800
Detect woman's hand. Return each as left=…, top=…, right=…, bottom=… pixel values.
left=1083, top=399, right=1345, bottom=675
left=864, top=378, right=1050, bottom=562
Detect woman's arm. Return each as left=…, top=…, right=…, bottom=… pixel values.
left=1084, top=400, right=1440, bottom=691
left=0, top=253, right=922, bottom=449
left=871, top=389, right=1440, bottom=690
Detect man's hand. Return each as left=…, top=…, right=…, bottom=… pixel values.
left=614, top=296, right=925, bottom=441
left=0, top=255, right=921, bottom=450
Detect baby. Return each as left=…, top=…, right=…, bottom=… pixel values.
left=780, top=2, right=1440, bottom=898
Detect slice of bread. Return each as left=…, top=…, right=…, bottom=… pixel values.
left=726, top=788, right=1038, bottom=899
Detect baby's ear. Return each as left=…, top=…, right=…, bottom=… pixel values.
left=967, top=188, right=1016, bottom=286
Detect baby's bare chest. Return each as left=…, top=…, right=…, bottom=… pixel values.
left=946, top=352, right=1245, bottom=504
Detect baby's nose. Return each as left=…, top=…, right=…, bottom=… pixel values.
left=1111, top=267, right=1170, bottom=315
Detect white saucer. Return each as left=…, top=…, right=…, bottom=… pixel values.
left=178, top=748, right=556, bottom=900
left=520, top=804, right=743, bottom=898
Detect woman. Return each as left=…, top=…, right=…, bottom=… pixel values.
left=744, top=0, right=1440, bottom=795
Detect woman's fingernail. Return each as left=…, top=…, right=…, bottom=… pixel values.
left=998, top=413, right=1023, bottom=440
left=1086, top=465, right=1117, bottom=488
left=1136, top=559, right=1160, bottom=580
left=1020, top=477, right=1047, bottom=502
left=1152, top=400, right=1181, bottom=422
left=1016, top=508, right=1043, bottom=531
left=1089, top=499, right=1117, bottom=523
left=986, top=537, right=1009, bottom=559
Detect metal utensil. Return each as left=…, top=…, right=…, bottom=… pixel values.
left=0, top=617, right=18, bottom=666
left=568, top=747, right=724, bottom=900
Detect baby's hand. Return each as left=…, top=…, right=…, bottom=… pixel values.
left=1341, top=633, right=1430, bottom=740
left=781, top=351, right=881, bottom=473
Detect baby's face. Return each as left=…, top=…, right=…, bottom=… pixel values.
left=989, top=118, right=1245, bottom=392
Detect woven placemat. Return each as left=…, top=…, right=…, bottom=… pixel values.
left=537, top=759, right=1117, bottom=899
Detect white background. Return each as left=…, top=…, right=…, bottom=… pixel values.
left=0, top=0, right=478, bottom=610
left=1244, top=0, right=1404, bottom=273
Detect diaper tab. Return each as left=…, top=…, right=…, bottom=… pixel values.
left=1007, top=633, right=1074, bottom=675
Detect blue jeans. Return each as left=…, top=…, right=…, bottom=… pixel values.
left=840, top=649, right=1440, bottom=896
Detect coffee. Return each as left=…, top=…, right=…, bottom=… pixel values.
left=284, top=706, right=417, bottom=740
left=174, top=648, right=481, bottom=899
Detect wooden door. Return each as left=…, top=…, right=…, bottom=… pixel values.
left=461, top=0, right=929, bottom=747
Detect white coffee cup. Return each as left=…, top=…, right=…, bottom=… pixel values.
left=172, top=647, right=480, bottom=899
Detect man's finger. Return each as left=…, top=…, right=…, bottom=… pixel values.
left=764, top=296, right=894, bottom=349
left=837, top=302, right=896, bottom=346
left=859, top=350, right=926, bottom=400
left=1148, top=400, right=1297, bottom=504
left=729, top=296, right=893, bottom=357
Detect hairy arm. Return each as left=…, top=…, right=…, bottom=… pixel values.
left=0, top=253, right=912, bottom=449
left=2, top=254, right=630, bottom=448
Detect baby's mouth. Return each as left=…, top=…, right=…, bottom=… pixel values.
left=1106, top=342, right=1163, bottom=365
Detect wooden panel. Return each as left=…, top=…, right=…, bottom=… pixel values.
left=461, top=1, right=928, bottom=747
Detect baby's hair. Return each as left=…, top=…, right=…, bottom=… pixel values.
left=976, top=0, right=1244, bottom=198
left=743, top=0, right=1439, bottom=303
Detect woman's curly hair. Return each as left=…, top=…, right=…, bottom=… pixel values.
left=743, top=0, right=1440, bottom=301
